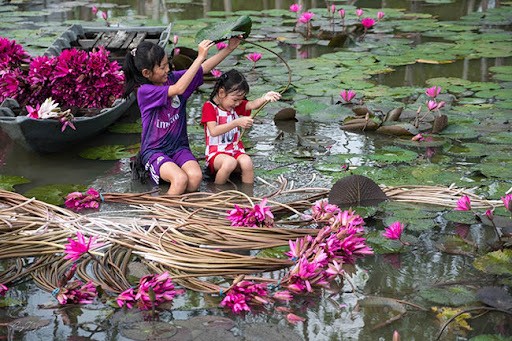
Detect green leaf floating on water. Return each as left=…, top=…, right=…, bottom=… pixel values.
left=24, top=184, right=87, bottom=206
left=419, top=285, right=477, bottom=306
left=0, top=175, right=30, bottom=191
left=367, top=146, right=418, bottom=164
left=473, top=249, right=512, bottom=276
left=79, top=144, right=140, bottom=160
left=195, top=16, right=252, bottom=43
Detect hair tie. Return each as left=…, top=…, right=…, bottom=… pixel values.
left=130, top=48, right=137, bottom=57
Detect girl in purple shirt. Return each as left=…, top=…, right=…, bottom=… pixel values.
left=123, top=37, right=241, bottom=195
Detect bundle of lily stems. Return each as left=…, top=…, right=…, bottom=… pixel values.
left=0, top=177, right=502, bottom=296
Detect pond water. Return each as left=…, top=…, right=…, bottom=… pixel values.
left=1, top=0, right=512, bottom=340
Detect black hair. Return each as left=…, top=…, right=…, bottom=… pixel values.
left=122, top=41, right=166, bottom=98
left=209, top=69, right=250, bottom=102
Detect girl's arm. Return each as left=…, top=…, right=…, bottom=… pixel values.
left=246, top=91, right=281, bottom=111
left=201, top=37, right=242, bottom=73
left=205, top=116, right=253, bottom=137
left=167, top=40, right=214, bottom=97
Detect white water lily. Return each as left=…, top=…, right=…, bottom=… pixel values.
left=38, top=98, right=61, bottom=119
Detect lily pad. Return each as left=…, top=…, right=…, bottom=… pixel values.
left=473, top=249, right=512, bottom=276
left=367, top=146, right=418, bottom=164
left=435, top=235, right=476, bottom=256
left=120, top=321, right=182, bottom=341
left=0, top=175, right=30, bottom=191
left=196, top=15, right=252, bottom=43
left=24, top=184, right=87, bottom=206
left=79, top=144, right=140, bottom=160
left=419, top=285, right=477, bottom=306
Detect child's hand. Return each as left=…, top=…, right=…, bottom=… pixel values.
left=197, top=40, right=214, bottom=60
left=263, top=91, right=281, bottom=102
left=237, top=116, right=253, bottom=129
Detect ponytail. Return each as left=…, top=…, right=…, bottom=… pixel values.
left=122, top=41, right=166, bottom=98
left=209, top=69, right=250, bottom=102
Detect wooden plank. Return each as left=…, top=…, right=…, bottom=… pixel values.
left=120, top=32, right=137, bottom=50
left=94, top=32, right=115, bottom=48
left=107, top=31, right=129, bottom=49
left=77, top=32, right=103, bottom=50
left=128, top=32, right=147, bottom=50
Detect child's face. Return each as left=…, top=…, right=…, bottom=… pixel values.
left=144, top=55, right=169, bottom=86
left=217, top=89, right=246, bottom=112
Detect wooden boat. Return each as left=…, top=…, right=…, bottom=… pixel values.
left=0, top=23, right=172, bottom=153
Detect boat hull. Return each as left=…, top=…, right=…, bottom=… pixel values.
left=0, top=95, right=134, bottom=153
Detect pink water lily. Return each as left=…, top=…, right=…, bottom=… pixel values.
left=298, top=12, right=315, bottom=23
left=330, top=4, right=336, bottom=14
left=273, top=290, right=293, bottom=302
left=502, top=193, right=512, bottom=212
left=485, top=209, right=494, bottom=221
left=377, top=11, right=385, bottom=20
left=54, top=280, right=97, bottom=305
left=289, top=3, right=302, bottom=13
left=425, top=86, right=442, bottom=98
left=383, top=221, right=403, bottom=240
left=340, top=89, right=356, bottom=103
left=246, top=52, right=262, bottom=67
left=361, top=17, right=375, bottom=29
left=101, top=11, right=108, bottom=20
left=427, top=100, right=438, bottom=111
left=411, top=133, right=425, bottom=142
left=356, top=8, right=364, bottom=17
left=211, top=69, right=222, bottom=78
left=173, top=35, right=179, bottom=45
left=0, top=283, right=7, bottom=297
left=91, top=6, right=98, bottom=15
left=117, top=287, right=136, bottom=309
left=286, top=313, right=305, bottom=324
left=338, top=8, right=345, bottom=18
left=64, top=231, right=104, bottom=261
left=455, top=195, right=471, bottom=211
left=216, top=41, right=227, bottom=50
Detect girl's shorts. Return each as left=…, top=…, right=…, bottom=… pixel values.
left=207, top=151, right=244, bottom=174
left=145, top=149, right=196, bottom=185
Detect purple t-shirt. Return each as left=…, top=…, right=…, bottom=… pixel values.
left=137, top=69, right=203, bottom=165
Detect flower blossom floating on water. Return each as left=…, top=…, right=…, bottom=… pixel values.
left=338, top=8, right=345, bottom=18
left=227, top=198, right=274, bottom=228
left=340, top=89, right=356, bottom=103
left=173, top=35, right=179, bottom=45
left=501, top=193, right=512, bottom=212
left=425, top=86, right=442, bottom=98
left=356, top=8, right=364, bottom=18
left=455, top=195, right=472, bottom=211
left=310, top=199, right=340, bottom=221
left=0, top=283, right=8, bottom=297
left=377, top=11, right=385, bottom=21
left=211, top=69, right=222, bottom=78
left=54, top=280, right=97, bottom=305
left=64, top=231, right=104, bottom=261
left=216, top=41, right=227, bottom=50
left=65, top=187, right=102, bottom=211
left=91, top=6, right=98, bottom=15
left=289, top=3, right=302, bottom=13
left=117, top=272, right=181, bottom=311
left=220, top=280, right=268, bottom=314
left=382, top=221, right=403, bottom=240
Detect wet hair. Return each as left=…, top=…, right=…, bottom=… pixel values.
left=209, top=69, right=250, bottom=102
left=122, top=41, right=166, bottom=98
